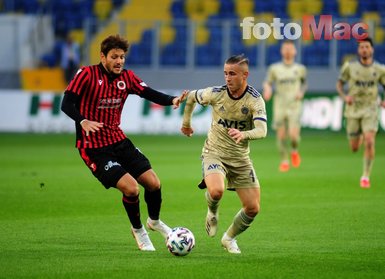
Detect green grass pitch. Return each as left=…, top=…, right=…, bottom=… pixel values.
left=0, top=132, right=385, bottom=279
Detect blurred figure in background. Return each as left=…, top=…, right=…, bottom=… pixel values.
left=263, top=40, right=307, bottom=172
left=61, top=34, right=80, bottom=83
left=336, top=37, right=385, bottom=188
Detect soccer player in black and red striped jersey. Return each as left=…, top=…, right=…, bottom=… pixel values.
left=61, top=34, right=186, bottom=251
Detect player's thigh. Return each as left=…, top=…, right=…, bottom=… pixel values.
left=78, top=147, right=128, bottom=189
left=202, top=156, right=226, bottom=197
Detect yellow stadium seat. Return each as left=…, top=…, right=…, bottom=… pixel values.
left=69, top=29, right=85, bottom=46
left=93, top=0, right=113, bottom=21
left=304, top=0, right=323, bottom=15
left=195, top=23, right=209, bottom=45
left=203, top=0, right=220, bottom=16
left=90, top=0, right=174, bottom=63
left=374, top=27, right=385, bottom=44
left=288, top=0, right=305, bottom=21
left=235, top=0, right=254, bottom=18
left=21, top=67, right=67, bottom=91
left=159, top=23, right=176, bottom=46
left=338, top=0, right=357, bottom=17
left=362, top=11, right=381, bottom=25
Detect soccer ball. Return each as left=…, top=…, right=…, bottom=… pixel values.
left=166, top=227, right=195, bottom=256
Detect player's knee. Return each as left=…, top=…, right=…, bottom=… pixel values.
left=120, top=183, right=139, bottom=197
left=245, top=204, right=259, bottom=217
left=208, top=188, right=224, bottom=200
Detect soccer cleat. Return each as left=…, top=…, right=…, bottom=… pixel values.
left=146, top=217, right=172, bottom=239
left=291, top=151, right=301, bottom=168
left=131, top=226, right=156, bottom=251
left=221, top=233, right=241, bottom=254
left=205, top=209, right=218, bottom=237
left=279, top=161, right=290, bottom=172
left=360, top=176, right=370, bottom=188
left=198, top=179, right=207, bottom=190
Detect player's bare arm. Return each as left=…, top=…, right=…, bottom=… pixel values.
left=336, top=80, right=353, bottom=105
left=262, top=81, right=273, bottom=101
left=296, top=79, right=308, bottom=100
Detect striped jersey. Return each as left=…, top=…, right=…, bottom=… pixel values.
left=339, top=60, right=385, bottom=118
left=184, top=85, right=266, bottom=161
left=66, top=63, right=147, bottom=148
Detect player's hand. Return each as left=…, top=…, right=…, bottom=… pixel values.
left=172, top=90, right=189, bottom=109
left=381, top=100, right=385, bottom=108
left=295, top=91, right=304, bottom=100
left=80, top=119, right=104, bottom=136
left=228, top=128, right=244, bottom=144
left=344, top=95, right=354, bottom=105
left=181, top=126, right=194, bottom=137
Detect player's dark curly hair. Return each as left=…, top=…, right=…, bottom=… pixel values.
left=357, top=37, right=373, bottom=47
left=225, top=54, right=249, bottom=66
left=100, top=34, right=130, bottom=56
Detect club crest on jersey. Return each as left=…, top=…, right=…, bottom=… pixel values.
left=241, top=106, right=249, bottom=114
left=117, top=81, right=126, bottom=90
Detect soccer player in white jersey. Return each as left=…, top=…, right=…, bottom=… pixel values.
left=263, top=40, right=307, bottom=172
left=336, top=37, right=385, bottom=188
left=181, top=54, right=267, bottom=254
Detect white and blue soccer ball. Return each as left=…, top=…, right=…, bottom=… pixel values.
left=166, top=227, right=195, bottom=256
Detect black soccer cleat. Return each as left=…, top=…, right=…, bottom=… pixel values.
left=198, top=179, right=207, bottom=189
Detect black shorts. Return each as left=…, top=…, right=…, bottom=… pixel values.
left=78, top=138, right=151, bottom=189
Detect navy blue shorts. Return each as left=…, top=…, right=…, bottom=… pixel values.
left=79, top=138, right=151, bottom=189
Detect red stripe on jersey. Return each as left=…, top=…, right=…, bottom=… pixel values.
left=79, top=148, right=97, bottom=172
left=66, top=64, right=147, bottom=149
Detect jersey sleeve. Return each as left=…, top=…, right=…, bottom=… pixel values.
left=265, top=65, right=275, bottom=84
left=338, top=61, right=350, bottom=83
left=194, top=87, right=215, bottom=106
left=241, top=96, right=267, bottom=140
left=65, top=66, right=90, bottom=95
left=127, top=70, right=148, bottom=95
left=182, top=87, right=213, bottom=128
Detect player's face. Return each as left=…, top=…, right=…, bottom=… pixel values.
left=224, top=63, right=248, bottom=94
left=281, top=42, right=296, bottom=61
left=358, top=42, right=373, bottom=60
left=101, top=48, right=126, bottom=74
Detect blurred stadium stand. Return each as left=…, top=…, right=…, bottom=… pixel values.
left=1, top=0, right=385, bottom=90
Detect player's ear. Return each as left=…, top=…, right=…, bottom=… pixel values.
left=243, top=70, right=249, bottom=79
left=100, top=52, right=106, bottom=62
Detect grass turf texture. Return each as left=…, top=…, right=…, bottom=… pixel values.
left=0, top=132, right=384, bottom=279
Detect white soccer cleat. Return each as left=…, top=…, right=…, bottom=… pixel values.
left=131, top=226, right=156, bottom=251
left=146, top=217, right=172, bottom=239
left=205, top=209, right=218, bottom=237
left=221, top=233, right=241, bottom=254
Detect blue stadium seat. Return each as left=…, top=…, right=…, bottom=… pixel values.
left=170, top=0, right=186, bottom=19
left=265, top=44, right=281, bottom=65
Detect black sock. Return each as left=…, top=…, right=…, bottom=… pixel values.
left=144, top=188, right=162, bottom=220
left=122, top=194, right=141, bottom=229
